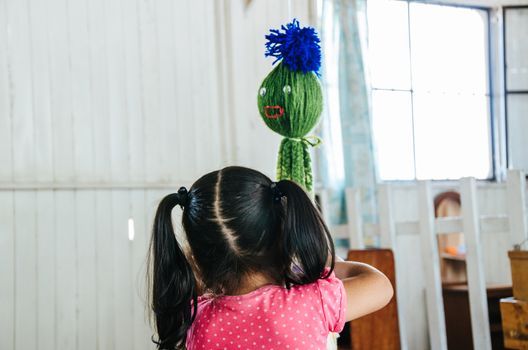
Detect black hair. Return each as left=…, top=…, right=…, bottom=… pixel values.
left=147, top=166, right=335, bottom=349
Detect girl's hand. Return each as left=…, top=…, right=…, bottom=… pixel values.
left=334, top=260, right=394, bottom=322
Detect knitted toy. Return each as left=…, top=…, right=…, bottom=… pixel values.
left=257, top=19, right=323, bottom=193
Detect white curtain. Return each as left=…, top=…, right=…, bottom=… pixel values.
left=317, top=0, right=379, bottom=244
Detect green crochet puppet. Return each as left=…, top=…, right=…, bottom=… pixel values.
left=257, top=19, right=323, bottom=193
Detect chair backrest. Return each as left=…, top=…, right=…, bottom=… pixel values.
left=347, top=249, right=401, bottom=350
left=318, top=169, right=528, bottom=350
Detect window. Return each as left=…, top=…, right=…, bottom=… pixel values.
left=368, top=0, right=493, bottom=180
left=504, top=7, right=528, bottom=172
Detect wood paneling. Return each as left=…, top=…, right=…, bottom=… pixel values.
left=0, top=1, right=311, bottom=349
left=0, top=0, right=316, bottom=188
left=0, top=192, right=15, bottom=350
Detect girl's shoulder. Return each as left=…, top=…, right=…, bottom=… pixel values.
left=197, top=267, right=346, bottom=333
left=290, top=268, right=346, bottom=332
left=187, top=270, right=346, bottom=350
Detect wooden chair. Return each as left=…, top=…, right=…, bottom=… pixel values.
left=321, top=169, right=528, bottom=350
left=346, top=249, right=401, bottom=350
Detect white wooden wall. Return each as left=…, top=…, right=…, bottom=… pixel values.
left=0, top=188, right=165, bottom=350
left=0, top=0, right=314, bottom=349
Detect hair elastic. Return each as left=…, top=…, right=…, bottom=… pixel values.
left=177, top=187, right=189, bottom=208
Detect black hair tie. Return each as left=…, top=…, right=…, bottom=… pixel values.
left=270, top=182, right=284, bottom=203
left=177, top=187, right=189, bottom=208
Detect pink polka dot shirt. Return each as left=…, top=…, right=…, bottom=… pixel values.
left=186, top=269, right=346, bottom=350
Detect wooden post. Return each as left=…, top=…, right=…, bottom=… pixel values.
left=460, top=177, right=492, bottom=350
left=506, top=169, right=528, bottom=248
left=378, top=183, right=409, bottom=350
left=379, top=184, right=396, bottom=249
left=418, top=181, right=448, bottom=350
left=345, top=188, right=365, bottom=249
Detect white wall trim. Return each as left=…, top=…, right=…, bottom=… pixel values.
left=0, top=183, right=189, bottom=190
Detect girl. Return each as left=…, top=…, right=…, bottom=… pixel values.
left=147, top=166, right=393, bottom=350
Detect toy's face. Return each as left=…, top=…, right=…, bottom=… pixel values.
left=257, top=63, right=323, bottom=138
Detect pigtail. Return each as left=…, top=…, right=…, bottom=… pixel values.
left=147, top=192, right=197, bottom=350
left=276, top=180, right=335, bottom=287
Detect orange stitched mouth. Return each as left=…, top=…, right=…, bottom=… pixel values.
left=264, top=105, right=284, bottom=119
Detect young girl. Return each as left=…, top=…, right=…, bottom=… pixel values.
left=147, top=166, right=393, bottom=350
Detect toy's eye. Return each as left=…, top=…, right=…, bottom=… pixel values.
left=283, top=85, right=292, bottom=94
left=259, top=87, right=267, bottom=97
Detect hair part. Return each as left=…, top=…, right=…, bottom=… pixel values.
left=213, top=170, right=241, bottom=254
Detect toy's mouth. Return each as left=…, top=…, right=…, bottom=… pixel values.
left=264, top=105, right=284, bottom=119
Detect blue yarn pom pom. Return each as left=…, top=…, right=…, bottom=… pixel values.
left=265, top=19, right=321, bottom=74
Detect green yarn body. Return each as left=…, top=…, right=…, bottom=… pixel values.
left=257, top=62, right=323, bottom=192
left=276, top=138, right=315, bottom=192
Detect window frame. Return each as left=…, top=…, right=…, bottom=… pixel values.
left=367, top=0, right=496, bottom=182
left=503, top=5, right=528, bottom=172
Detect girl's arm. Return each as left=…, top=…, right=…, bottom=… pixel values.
left=333, top=259, right=394, bottom=322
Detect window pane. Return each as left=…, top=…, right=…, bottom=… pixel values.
left=372, top=90, right=415, bottom=180
left=410, top=3, right=488, bottom=94
left=367, top=0, right=411, bottom=90
left=505, top=9, right=528, bottom=90
left=413, top=92, right=491, bottom=180
left=507, top=94, right=528, bottom=171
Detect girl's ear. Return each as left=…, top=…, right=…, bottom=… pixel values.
left=147, top=193, right=197, bottom=349
left=277, top=180, right=335, bottom=286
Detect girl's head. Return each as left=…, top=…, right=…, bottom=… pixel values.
left=147, top=166, right=335, bottom=349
